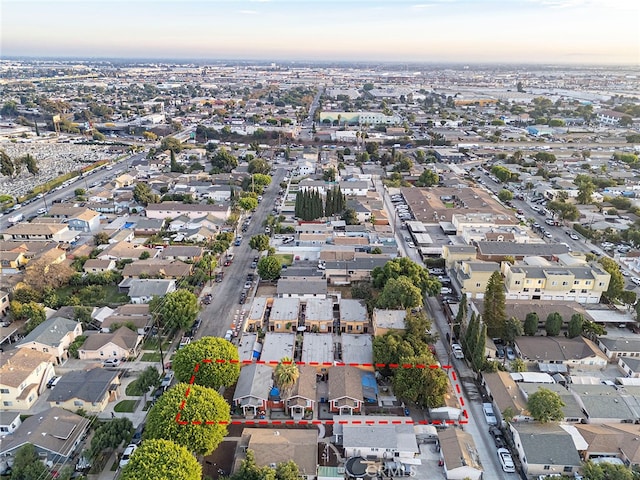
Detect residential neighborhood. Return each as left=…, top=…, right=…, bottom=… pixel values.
left=0, top=59, right=639, bottom=480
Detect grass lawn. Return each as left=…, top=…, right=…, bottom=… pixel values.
left=125, top=380, right=141, bottom=396
left=273, top=253, right=293, bottom=266
left=140, top=352, right=162, bottom=362
left=55, top=284, right=129, bottom=306
left=142, top=337, right=171, bottom=351
left=113, top=400, right=137, bottom=413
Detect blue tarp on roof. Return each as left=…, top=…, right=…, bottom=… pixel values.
left=362, top=372, right=378, bottom=403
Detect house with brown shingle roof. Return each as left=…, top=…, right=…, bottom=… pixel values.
left=97, top=241, right=157, bottom=261
left=122, top=259, right=192, bottom=279
left=576, top=423, right=640, bottom=466
left=284, top=365, right=317, bottom=420
left=328, top=365, right=363, bottom=414
left=0, top=349, right=56, bottom=411
left=83, top=258, right=116, bottom=273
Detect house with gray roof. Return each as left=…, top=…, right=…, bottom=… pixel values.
left=276, top=277, right=327, bottom=300
left=619, top=356, right=640, bottom=378
left=597, top=337, right=640, bottom=360
left=325, top=256, right=388, bottom=285
left=509, top=422, right=582, bottom=478
left=476, top=241, right=570, bottom=261
left=518, top=383, right=585, bottom=423
left=570, top=384, right=640, bottom=423
left=260, top=333, right=296, bottom=365
left=336, top=415, right=419, bottom=462
left=233, top=363, right=272, bottom=416
left=0, top=407, right=90, bottom=462
left=301, top=332, right=334, bottom=365
left=16, top=316, right=83, bottom=364
left=123, top=279, right=176, bottom=303
left=48, top=368, right=121, bottom=413
left=514, top=336, right=608, bottom=369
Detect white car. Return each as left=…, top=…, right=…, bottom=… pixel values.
left=119, top=444, right=137, bottom=468
left=451, top=343, right=464, bottom=359
left=631, top=277, right=640, bottom=286
left=440, top=287, right=452, bottom=295
left=482, top=403, right=498, bottom=425
left=103, top=358, right=121, bottom=368
left=497, top=448, right=515, bottom=473
left=570, top=233, right=580, bottom=240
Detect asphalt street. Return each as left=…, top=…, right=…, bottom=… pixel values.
left=196, top=167, right=286, bottom=340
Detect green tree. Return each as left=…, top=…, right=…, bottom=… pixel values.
left=238, top=196, right=258, bottom=212
left=582, top=461, right=634, bottom=480
left=0, top=149, right=15, bottom=178
left=372, top=257, right=441, bottom=297
left=9, top=443, right=52, bottom=480
left=454, top=294, right=468, bottom=339
left=170, top=150, right=185, bottom=173
left=524, top=312, right=539, bottom=336
left=502, top=316, right=523, bottom=344
left=90, top=418, right=134, bottom=458
left=471, top=324, right=487, bottom=371
left=274, top=357, right=299, bottom=393
left=249, top=234, right=270, bottom=252
left=94, top=231, right=110, bottom=245
left=483, top=271, right=507, bottom=338
left=619, top=289, right=637, bottom=310
left=599, top=256, right=625, bottom=301
left=510, top=358, right=526, bottom=372
left=527, top=387, right=565, bottom=423
left=247, top=158, right=270, bottom=175
left=144, top=383, right=229, bottom=455
left=151, top=289, right=199, bottom=331
left=139, top=250, right=151, bottom=260
left=491, top=165, right=513, bottom=183
left=567, top=313, right=584, bottom=339
left=121, top=439, right=201, bottom=480
left=257, top=256, right=282, bottom=280
left=133, top=183, right=157, bottom=206
left=498, top=189, right=514, bottom=202
left=21, top=154, right=39, bottom=175
left=575, top=174, right=595, bottom=204
left=129, top=366, right=161, bottom=396
left=173, top=337, right=240, bottom=389
left=12, top=301, right=46, bottom=333
left=393, top=354, right=449, bottom=408
left=376, top=276, right=423, bottom=309
left=341, top=207, right=358, bottom=225
left=545, top=312, right=563, bottom=337
left=415, top=169, right=439, bottom=187
left=210, top=147, right=238, bottom=173
left=160, top=136, right=183, bottom=153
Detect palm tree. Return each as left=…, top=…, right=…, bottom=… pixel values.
left=274, top=357, right=299, bottom=394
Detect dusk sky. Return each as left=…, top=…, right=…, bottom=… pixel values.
left=2, top=0, right=639, bottom=65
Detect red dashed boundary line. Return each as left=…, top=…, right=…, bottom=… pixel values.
left=174, top=360, right=469, bottom=426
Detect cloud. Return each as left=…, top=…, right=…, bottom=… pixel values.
left=411, top=4, right=435, bottom=8
left=239, top=9, right=258, bottom=14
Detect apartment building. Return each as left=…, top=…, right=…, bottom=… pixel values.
left=501, top=260, right=610, bottom=304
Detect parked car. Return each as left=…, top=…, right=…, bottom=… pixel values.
left=506, top=346, right=516, bottom=360
left=451, top=343, right=464, bottom=360
left=47, top=376, right=61, bottom=388
left=482, top=403, right=498, bottom=425
left=119, top=444, right=137, bottom=468
left=496, top=346, right=505, bottom=359
left=632, top=277, right=640, bottom=286
left=440, top=287, right=452, bottom=295
left=497, top=448, right=515, bottom=473
left=489, top=426, right=507, bottom=448
left=103, top=358, right=121, bottom=368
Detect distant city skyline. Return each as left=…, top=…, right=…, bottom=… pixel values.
left=2, top=0, right=639, bottom=65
